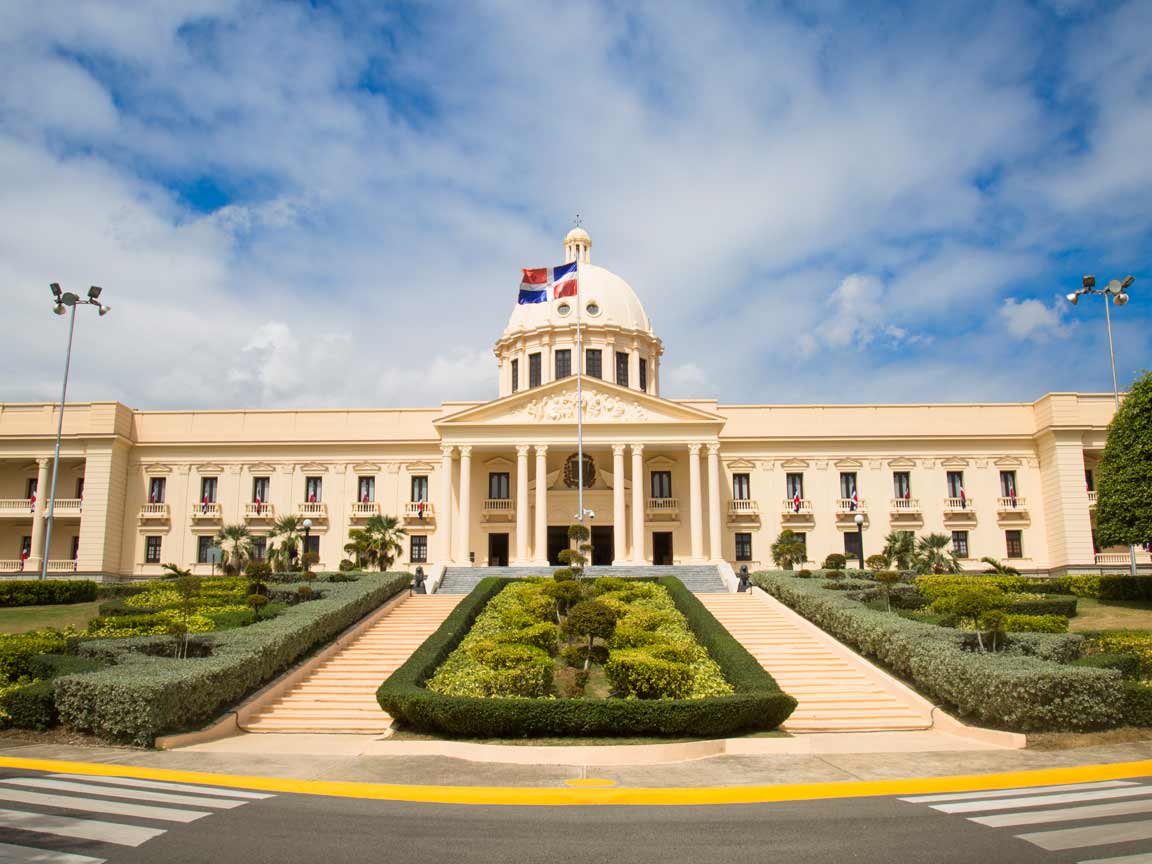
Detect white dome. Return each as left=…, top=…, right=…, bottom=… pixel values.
left=503, top=263, right=652, bottom=336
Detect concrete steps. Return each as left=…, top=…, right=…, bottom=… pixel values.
left=244, top=594, right=460, bottom=734
left=699, top=593, right=932, bottom=732
left=437, top=564, right=728, bottom=594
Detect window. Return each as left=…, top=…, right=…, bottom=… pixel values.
left=76, top=478, right=84, bottom=500
left=148, top=477, right=166, bottom=504
left=555, top=349, right=571, bottom=380
left=843, top=531, right=862, bottom=563
left=528, top=352, right=542, bottom=388
left=1000, top=471, right=1018, bottom=500
left=651, top=470, right=672, bottom=499
left=411, top=535, right=428, bottom=564
left=511, top=358, right=519, bottom=393
left=1006, top=530, right=1023, bottom=559
left=305, top=476, right=323, bottom=503
left=70, top=536, right=80, bottom=561
left=946, top=471, right=964, bottom=498
left=252, top=476, right=270, bottom=503
left=145, top=536, right=162, bottom=564
left=252, top=536, right=267, bottom=561
left=1085, top=469, right=1095, bottom=492
left=735, top=532, right=752, bottom=562
left=197, top=535, right=213, bottom=564
left=586, top=348, right=602, bottom=379
left=26, top=478, right=37, bottom=499
left=304, top=535, right=320, bottom=558
left=200, top=477, right=218, bottom=504
left=793, top=532, right=808, bottom=559
left=639, top=357, right=648, bottom=393
left=615, top=351, right=629, bottom=387
left=893, top=471, right=911, bottom=499
left=733, top=473, right=751, bottom=501
left=951, top=530, right=969, bottom=558
left=488, top=472, right=510, bottom=500
left=20, top=536, right=31, bottom=557
left=786, top=473, right=804, bottom=499
left=411, top=476, right=429, bottom=502
left=839, top=472, right=858, bottom=500
left=358, top=476, right=376, bottom=503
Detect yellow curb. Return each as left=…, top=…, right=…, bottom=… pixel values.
left=1, top=755, right=1151, bottom=806
left=564, top=778, right=618, bottom=787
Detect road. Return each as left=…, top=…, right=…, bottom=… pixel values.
left=3, top=766, right=1152, bottom=863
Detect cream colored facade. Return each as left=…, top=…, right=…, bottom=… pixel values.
left=0, top=229, right=1141, bottom=578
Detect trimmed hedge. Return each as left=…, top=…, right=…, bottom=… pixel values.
left=0, top=580, right=97, bottom=607
left=378, top=577, right=796, bottom=738
left=54, top=573, right=408, bottom=745
left=0, top=655, right=105, bottom=731
left=1074, top=652, right=1142, bottom=680
left=1004, top=614, right=1068, bottom=633
left=754, top=572, right=1124, bottom=731
left=1008, top=596, right=1078, bottom=618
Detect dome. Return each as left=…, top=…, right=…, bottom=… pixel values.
left=503, top=263, right=652, bottom=337
left=565, top=226, right=591, bottom=245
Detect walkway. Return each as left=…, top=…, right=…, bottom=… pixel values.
left=699, top=592, right=933, bottom=732
left=244, top=594, right=461, bottom=734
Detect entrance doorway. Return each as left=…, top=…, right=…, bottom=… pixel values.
left=547, top=526, right=570, bottom=566
left=652, top=532, right=673, bottom=566
left=487, top=533, right=509, bottom=567
left=591, top=525, right=614, bottom=566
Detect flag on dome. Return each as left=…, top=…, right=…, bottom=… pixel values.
left=518, top=262, right=578, bottom=304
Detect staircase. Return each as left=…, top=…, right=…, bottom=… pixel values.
left=699, top=593, right=933, bottom=732
left=243, top=594, right=461, bottom=733
left=436, top=564, right=728, bottom=594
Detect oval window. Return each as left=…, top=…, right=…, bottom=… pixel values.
left=586, top=301, right=601, bottom=317
left=557, top=302, right=571, bottom=317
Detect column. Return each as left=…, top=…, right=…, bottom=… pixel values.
left=533, top=445, right=548, bottom=565
left=612, top=444, right=627, bottom=564
left=456, top=446, right=472, bottom=566
left=27, top=457, right=51, bottom=570
left=631, top=444, right=645, bottom=563
left=707, top=443, right=723, bottom=562
left=515, top=445, right=530, bottom=564
left=688, top=443, right=704, bottom=562
left=440, top=446, right=454, bottom=564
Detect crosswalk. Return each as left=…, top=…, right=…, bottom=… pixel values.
left=0, top=771, right=274, bottom=863
left=900, top=779, right=1152, bottom=861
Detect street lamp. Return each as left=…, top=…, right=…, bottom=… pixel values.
left=1067, top=274, right=1138, bottom=577
left=42, top=284, right=110, bottom=580
left=302, top=518, right=313, bottom=573
left=854, top=512, right=865, bottom=570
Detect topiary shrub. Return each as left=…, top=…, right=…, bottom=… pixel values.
left=865, top=554, right=889, bottom=571
left=565, top=600, right=617, bottom=671
left=796, top=569, right=812, bottom=579
left=493, top=622, right=559, bottom=654
left=605, top=649, right=693, bottom=699
left=1005, top=614, right=1068, bottom=633
left=822, top=554, right=847, bottom=571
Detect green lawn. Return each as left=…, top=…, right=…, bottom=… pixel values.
left=0, top=601, right=102, bottom=635
left=1071, top=597, right=1152, bottom=632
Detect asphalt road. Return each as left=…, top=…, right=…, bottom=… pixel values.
left=3, top=767, right=1152, bottom=864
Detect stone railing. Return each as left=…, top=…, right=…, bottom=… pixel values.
left=244, top=502, right=276, bottom=520
left=49, top=499, right=83, bottom=517
left=889, top=497, right=921, bottom=514
left=404, top=501, right=434, bottom=520
left=138, top=502, right=170, bottom=520
left=46, top=560, right=77, bottom=573
left=834, top=498, right=867, bottom=514
left=298, top=501, right=327, bottom=519
left=1088, top=491, right=1099, bottom=507
left=0, top=499, right=35, bottom=516
left=781, top=497, right=813, bottom=516
left=482, top=499, right=514, bottom=519
left=646, top=498, right=679, bottom=518
left=0, top=560, right=23, bottom=572
left=190, top=502, right=222, bottom=520
left=351, top=501, right=380, bottom=519
left=996, top=496, right=1027, bottom=512
left=1096, top=552, right=1152, bottom=566
left=727, top=499, right=759, bottom=517
left=943, top=497, right=975, bottom=513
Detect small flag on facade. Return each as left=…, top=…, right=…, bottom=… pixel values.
left=518, top=261, right=578, bottom=304
left=850, top=488, right=859, bottom=511
left=960, top=486, right=968, bottom=509
left=792, top=491, right=802, bottom=513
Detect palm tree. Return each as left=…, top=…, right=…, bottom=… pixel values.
left=268, top=515, right=305, bottom=571
left=882, top=531, right=916, bottom=570
left=914, top=532, right=962, bottom=574
left=981, top=556, right=1021, bottom=576
left=770, top=529, right=807, bottom=570
left=213, top=523, right=253, bottom=576
left=345, top=515, right=407, bottom=571
left=161, top=562, right=192, bottom=580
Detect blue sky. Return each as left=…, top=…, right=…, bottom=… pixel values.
left=1, top=0, right=1149, bottom=409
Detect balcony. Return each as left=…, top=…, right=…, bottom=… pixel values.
left=1096, top=551, right=1152, bottom=567
left=138, top=503, right=170, bottom=523
left=781, top=498, right=814, bottom=520
left=996, top=496, right=1029, bottom=522
left=889, top=497, right=922, bottom=519
left=1088, top=491, right=1098, bottom=508
left=482, top=498, right=514, bottom=521
left=834, top=498, right=868, bottom=515
left=50, top=499, right=83, bottom=518
left=244, top=502, right=276, bottom=521
left=297, top=501, right=328, bottom=521
left=0, top=560, right=23, bottom=573
left=0, top=499, right=35, bottom=518
left=46, top=560, right=77, bottom=573
left=726, top=499, right=760, bottom=523
left=646, top=498, right=679, bottom=520
left=943, top=497, right=976, bottom=516
left=350, top=501, right=380, bottom=521
left=403, top=501, right=435, bottom=523
left=190, top=502, right=222, bottom=521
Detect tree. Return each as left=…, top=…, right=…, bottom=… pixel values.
left=213, top=523, right=252, bottom=576
left=770, top=529, right=807, bottom=570
left=882, top=531, right=916, bottom=571
left=558, top=523, right=592, bottom=578
left=1096, top=370, right=1152, bottom=548
left=914, top=533, right=961, bottom=574
left=344, top=514, right=407, bottom=571
left=170, top=572, right=202, bottom=659
left=929, top=582, right=1009, bottom=651
left=981, top=556, right=1020, bottom=576
left=865, top=554, right=889, bottom=571
left=160, top=562, right=191, bottom=580
left=565, top=600, right=616, bottom=671
left=872, top=570, right=902, bottom=612
left=268, top=515, right=305, bottom=571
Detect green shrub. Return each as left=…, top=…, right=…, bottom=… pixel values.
left=1056, top=574, right=1152, bottom=601
left=1074, top=652, right=1142, bottom=680
left=796, top=569, right=813, bottom=579
left=560, top=644, right=609, bottom=668
left=0, top=580, right=97, bottom=607
left=605, top=649, right=693, bottom=699
left=1083, top=632, right=1152, bottom=678
left=1005, top=614, right=1068, bottom=633
left=822, top=554, right=846, bottom=571
left=1008, top=596, right=1078, bottom=618
left=0, top=631, right=70, bottom=684
left=1124, top=681, right=1152, bottom=726
left=0, top=680, right=57, bottom=730
left=492, top=622, right=559, bottom=654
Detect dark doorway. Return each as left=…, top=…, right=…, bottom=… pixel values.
left=547, top=526, right=570, bottom=566
left=843, top=531, right=863, bottom=568
left=591, top=526, right=614, bottom=566
left=652, top=532, right=673, bottom=566
left=487, top=533, right=509, bottom=567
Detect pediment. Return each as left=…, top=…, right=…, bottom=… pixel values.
left=436, top=377, right=724, bottom=428
left=646, top=456, right=677, bottom=469
left=888, top=457, right=917, bottom=468
left=351, top=463, right=381, bottom=473
left=299, top=462, right=329, bottom=473
left=143, top=464, right=172, bottom=475
left=196, top=463, right=225, bottom=475
left=248, top=462, right=278, bottom=473
left=484, top=456, right=514, bottom=470
left=725, top=459, right=757, bottom=470
left=780, top=459, right=809, bottom=470
left=834, top=458, right=863, bottom=469
left=406, top=462, right=435, bottom=473
left=940, top=458, right=970, bottom=468
left=994, top=457, right=1022, bottom=467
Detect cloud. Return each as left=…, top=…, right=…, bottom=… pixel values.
left=999, top=298, right=1073, bottom=341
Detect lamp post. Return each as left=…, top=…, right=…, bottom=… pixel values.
left=302, top=518, right=313, bottom=573
left=42, top=284, right=110, bottom=580
left=1067, top=274, right=1137, bottom=577
left=854, top=512, right=865, bottom=570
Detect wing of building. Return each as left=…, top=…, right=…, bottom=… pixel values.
left=0, top=228, right=1135, bottom=578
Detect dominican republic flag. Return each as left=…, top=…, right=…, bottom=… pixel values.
left=792, top=491, right=802, bottom=513
left=850, top=489, right=859, bottom=511
left=1008, top=482, right=1017, bottom=508
left=518, top=261, right=578, bottom=304
left=959, top=486, right=968, bottom=509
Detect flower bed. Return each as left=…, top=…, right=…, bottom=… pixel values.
left=378, top=576, right=796, bottom=738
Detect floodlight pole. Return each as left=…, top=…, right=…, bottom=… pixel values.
left=41, top=302, right=78, bottom=580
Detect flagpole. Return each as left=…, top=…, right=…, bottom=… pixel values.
left=576, top=255, right=584, bottom=534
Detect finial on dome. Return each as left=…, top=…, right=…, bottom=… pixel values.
left=564, top=218, right=591, bottom=264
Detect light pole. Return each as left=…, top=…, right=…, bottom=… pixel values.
left=42, top=284, right=110, bottom=580
left=302, top=518, right=313, bottom=572
left=1067, top=274, right=1137, bottom=577
left=854, top=512, right=865, bottom=570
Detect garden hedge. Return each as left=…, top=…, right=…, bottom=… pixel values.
left=53, top=572, right=409, bottom=745
left=1007, top=596, right=1078, bottom=618
left=0, top=580, right=97, bottom=607
left=754, top=572, right=1124, bottom=731
left=377, top=576, right=796, bottom=738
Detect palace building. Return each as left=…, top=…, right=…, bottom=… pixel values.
left=0, top=228, right=1140, bottom=580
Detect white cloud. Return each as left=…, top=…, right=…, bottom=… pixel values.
left=999, top=297, right=1073, bottom=341
left=662, top=363, right=708, bottom=396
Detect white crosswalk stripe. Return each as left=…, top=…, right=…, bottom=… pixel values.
left=899, top=779, right=1152, bottom=861
left=0, top=771, right=275, bottom=863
